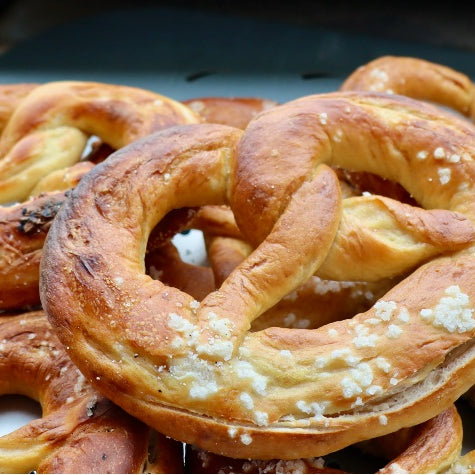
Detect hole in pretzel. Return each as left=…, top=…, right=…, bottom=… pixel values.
left=0, top=395, right=41, bottom=437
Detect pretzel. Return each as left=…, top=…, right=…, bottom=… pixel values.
left=342, top=56, right=475, bottom=409
left=0, top=83, right=37, bottom=132
left=0, top=310, right=184, bottom=473
left=340, top=55, right=475, bottom=120
left=146, top=96, right=278, bottom=300
left=0, top=80, right=200, bottom=203
left=40, top=91, right=475, bottom=460
left=450, top=450, right=475, bottom=473
left=158, top=97, right=410, bottom=323
left=0, top=81, right=202, bottom=310
left=185, top=404, right=463, bottom=473
left=183, top=96, right=278, bottom=129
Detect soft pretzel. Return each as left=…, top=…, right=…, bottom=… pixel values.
left=183, top=96, right=278, bottom=129
left=159, top=97, right=429, bottom=328
left=340, top=55, right=475, bottom=120
left=0, top=191, right=69, bottom=309
left=185, top=404, right=463, bottom=473
left=0, top=80, right=200, bottom=203
left=0, top=310, right=184, bottom=473
left=450, top=450, right=475, bottom=473
left=40, top=91, right=475, bottom=459
left=0, top=81, right=201, bottom=310
left=29, top=161, right=95, bottom=197
left=0, top=83, right=37, bottom=133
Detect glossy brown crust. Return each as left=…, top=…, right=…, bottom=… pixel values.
left=0, top=311, right=184, bottom=473
left=340, top=55, right=475, bottom=119
left=185, top=404, right=462, bottom=473
left=375, top=404, right=463, bottom=473
left=0, top=191, right=68, bottom=309
left=41, top=93, right=475, bottom=460
left=0, top=83, right=37, bottom=132
left=147, top=242, right=215, bottom=301
left=183, top=96, right=278, bottom=129
left=0, top=81, right=201, bottom=309
left=30, top=160, right=95, bottom=196
left=0, top=163, right=95, bottom=310
left=0, top=80, right=201, bottom=204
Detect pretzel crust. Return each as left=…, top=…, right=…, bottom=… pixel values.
left=0, top=311, right=184, bottom=473
left=183, top=96, right=278, bottom=129
left=186, top=404, right=463, bottom=473
left=340, top=55, right=475, bottom=119
left=40, top=92, right=475, bottom=459
left=0, top=80, right=201, bottom=203
left=0, top=81, right=202, bottom=309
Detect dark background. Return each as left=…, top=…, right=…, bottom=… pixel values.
left=1, top=0, right=475, bottom=55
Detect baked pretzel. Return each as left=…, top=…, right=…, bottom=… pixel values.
left=185, top=404, right=463, bottom=473
left=0, top=81, right=201, bottom=310
left=450, top=450, right=475, bottom=473
left=146, top=96, right=278, bottom=301
left=0, top=310, right=184, bottom=473
left=340, top=55, right=475, bottom=120
left=183, top=96, right=278, bottom=129
left=40, top=91, right=475, bottom=459
left=0, top=83, right=37, bottom=133
left=158, top=97, right=413, bottom=325
left=0, top=80, right=200, bottom=203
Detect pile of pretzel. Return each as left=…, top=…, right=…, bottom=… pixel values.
left=1, top=56, right=475, bottom=473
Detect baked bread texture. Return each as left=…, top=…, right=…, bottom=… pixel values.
left=40, top=91, right=475, bottom=459
left=0, top=310, right=184, bottom=473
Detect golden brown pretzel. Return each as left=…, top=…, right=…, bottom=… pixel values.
left=183, top=96, right=278, bottom=129
left=162, top=97, right=411, bottom=325
left=340, top=55, right=475, bottom=120
left=0, top=310, right=184, bottom=473
left=0, top=80, right=200, bottom=203
left=0, top=83, right=37, bottom=133
left=185, top=404, right=463, bottom=473
left=40, top=91, right=475, bottom=460
left=0, top=81, right=201, bottom=310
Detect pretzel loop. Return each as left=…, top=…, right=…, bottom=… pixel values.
left=40, top=92, right=475, bottom=460
left=0, top=81, right=200, bottom=203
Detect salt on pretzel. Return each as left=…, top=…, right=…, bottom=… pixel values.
left=340, top=55, right=475, bottom=120
left=0, top=310, right=184, bottom=474
left=198, top=194, right=398, bottom=332
left=450, top=450, right=475, bottom=473
left=185, top=404, right=463, bottom=473
left=0, top=80, right=200, bottom=203
left=40, top=91, right=475, bottom=459
left=157, top=97, right=414, bottom=325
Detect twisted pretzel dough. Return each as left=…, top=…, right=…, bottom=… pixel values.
left=0, top=83, right=37, bottom=133
left=186, top=404, right=463, bottom=473
left=0, top=80, right=200, bottom=203
left=0, top=311, right=184, bottom=473
left=0, top=81, right=201, bottom=310
left=40, top=91, right=475, bottom=459
left=340, top=55, right=475, bottom=120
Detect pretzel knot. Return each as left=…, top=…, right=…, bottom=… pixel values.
left=40, top=91, right=475, bottom=460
